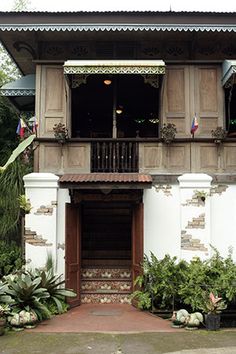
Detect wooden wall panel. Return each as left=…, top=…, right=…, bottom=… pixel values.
left=39, top=144, right=62, bottom=172
left=168, top=146, right=188, bottom=169
left=195, top=66, right=224, bottom=137
left=38, top=142, right=90, bottom=173
left=64, top=144, right=90, bottom=173
left=200, top=118, right=219, bottom=134
left=199, top=68, right=217, bottom=113
left=199, top=145, right=218, bottom=170
left=224, top=146, right=236, bottom=170
left=167, top=68, right=185, bottom=113
left=45, top=68, right=64, bottom=114
left=163, top=65, right=224, bottom=138
left=139, top=144, right=162, bottom=171
left=163, top=66, right=190, bottom=136
left=37, top=65, right=66, bottom=137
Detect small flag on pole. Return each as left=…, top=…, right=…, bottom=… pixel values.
left=32, top=116, right=38, bottom=133
left=191, top=116, right=198, bottom=137
left=16, top=118, right=27, bottom=138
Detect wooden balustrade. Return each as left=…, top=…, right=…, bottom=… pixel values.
left=91, top=141, right=139, bottom=172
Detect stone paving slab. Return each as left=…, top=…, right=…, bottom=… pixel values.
left=1, top=332, right=236, bottom=354
left=166, top=348, right=236, bottom=354
left=31, top=304, right=182, bottom=333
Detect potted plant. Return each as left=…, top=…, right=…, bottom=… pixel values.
left=53, top=123, right=68, bottom=144
left=202, top=292, right=227, bottom=330
left=160, top=123, right=177, bottom=144
left=211, top=126, right=226, bottom=144
left=194, top=190, right=208, bottom=203
left=18, top=194, right=32, bottom=215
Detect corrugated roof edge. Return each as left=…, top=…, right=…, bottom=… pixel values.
left=0, top=10, right=236, bottom=15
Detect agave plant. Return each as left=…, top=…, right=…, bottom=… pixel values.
left=38, top=270, right=76, bottom=314
left=5, top=272, right=51, bottom=321
left=0, top=281, right=12, bottom=305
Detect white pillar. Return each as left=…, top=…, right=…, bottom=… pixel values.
left=178, top=173, right=212, bottom=261
left=23, top=173, right=59, bottom=270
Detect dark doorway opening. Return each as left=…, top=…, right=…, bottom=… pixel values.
left=81, top=201, right=132, bottom=267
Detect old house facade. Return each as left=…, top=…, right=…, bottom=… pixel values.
left=1, top=11, right=236, bottom=305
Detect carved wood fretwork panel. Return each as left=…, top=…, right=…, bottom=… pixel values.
left=39, top=35, right=236, bottom=61
left=72, top=190, right=143, bottom=204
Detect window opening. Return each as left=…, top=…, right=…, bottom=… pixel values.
left=71, top=74, right=160, bottom=138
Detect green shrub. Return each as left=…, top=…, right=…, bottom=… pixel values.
left=46, top=298, right=69, bottom=315
left=132, top=253, right=188, bottom=311
left=0, top=240, right=24, bottom=278
left=133, top=249, right=236, bottom=312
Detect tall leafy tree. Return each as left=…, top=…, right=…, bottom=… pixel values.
left=0, top=0, right=33, bottom=241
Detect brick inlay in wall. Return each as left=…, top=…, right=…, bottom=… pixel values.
left=210, top=184, right=228, bottom=196
left=34, top=201, right=57, bottom=216
left=182, top=193, right=205, bottom=207
left=186, top=213, right=205, bottom=229
left=24, top=228, right=52, bottom=246
left=181, top=230, right=208, bottom=252
left=154, top=184, right=172, bottom=196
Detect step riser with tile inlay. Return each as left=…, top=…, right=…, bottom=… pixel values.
left=81, top=267, right=132, bottom=304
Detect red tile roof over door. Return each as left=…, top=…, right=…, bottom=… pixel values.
left=59, top=173, right=152, bottom=183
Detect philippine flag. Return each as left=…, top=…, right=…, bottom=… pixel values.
left=32, top=116, right=38, bottom=133
left=191, top=116, right=199, bottom=135
left=16, top=118, right=26, bottom=138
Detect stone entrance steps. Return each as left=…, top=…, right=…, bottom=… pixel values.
left=81, top=267, right=132, bottom=304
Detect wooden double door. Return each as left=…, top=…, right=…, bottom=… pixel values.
left=65, top=199, right=143, bottom=307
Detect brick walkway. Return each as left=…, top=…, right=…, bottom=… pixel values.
left=32, top=304, right=182, bottom=333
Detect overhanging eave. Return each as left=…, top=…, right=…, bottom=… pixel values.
left=222, top=60, right=236, bottom=87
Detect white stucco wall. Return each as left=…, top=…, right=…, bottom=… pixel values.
left=56, top=188, right=70, bottom=277
left=211, top=184, right=236, bottom=260
left=144, top=174, right=236, bottom=263
left=143, top=184, right=181, bottom=259
left=23, top=173, right=59, bottom=270
left=23, top=172, right=236, bottom=273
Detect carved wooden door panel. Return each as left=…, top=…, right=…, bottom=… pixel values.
left=65, top=203, right=81, bottom=307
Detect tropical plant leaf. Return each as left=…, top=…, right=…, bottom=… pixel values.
left=0, top=134, right=35, bottom=172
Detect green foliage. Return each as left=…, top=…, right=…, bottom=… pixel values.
left=5, top=272, right=51, bottom=321
left=133, top=249, right=236, bottom=313
left=0, top=159, right=31, bottom=240
left=17, top=195, right=32, bottom=214
left=0, top=240, right=24, bottom=278
left=132, top=253, right=188, bottom=310
left=0, top=96, right=19, bottom=165
left=199, top=292, right=227, bottom=314
left=37, top=270, right=76, bottom=314
left=178, top=257, right=209, bottom=311
left=46, top=298, right=69, bottom=316
left=0, top=134, right=35, bottom=172
left=0, top=44, right=20, bottom=85
left=0, top=281, right=12, bottom=305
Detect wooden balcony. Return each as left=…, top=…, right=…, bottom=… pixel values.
left=91, top=141, right=138, bottom=173
left=35, top=138, right=236, bottom=176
